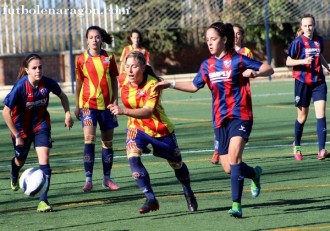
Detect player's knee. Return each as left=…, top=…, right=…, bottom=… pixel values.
left=16, top=158, right=26, bottom=167
left=84, top=135, right=95, bottom=144
left=101, top=140, right=113, bottom=149
left=132, top=172, right=141, bottom=179
left=168, top=161, right=182, bottom=169
left=126, top=148, right=142, bottom=159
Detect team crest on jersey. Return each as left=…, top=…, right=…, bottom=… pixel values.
left=40, top=88, right=48, bottom=96
left=137, top=90, right=145, bottom=96
left=304, top=42, right=309, bottom=46
left=103, top=57, right=111, bottom=64
left=224, top=60, right=231, bottom=68
left=314, top=41, right=319, bottom=46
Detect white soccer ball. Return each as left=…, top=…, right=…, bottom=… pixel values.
left=19, top=167, right=49, bottom=197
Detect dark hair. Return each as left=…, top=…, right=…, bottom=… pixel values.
left=125, top=51, right=162, bottom=82
left=127, top=28, right=143, bottom=47
left=86, top=26, right=112, bottom=47
left=17, top=53, right=41, bottom=79
left=301, top=13, right=315, bottom=25
left=208, top=22, right=235, bottom=54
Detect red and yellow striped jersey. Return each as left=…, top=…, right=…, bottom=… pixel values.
left=118, top=73, right=174, bottom=137
left=120, top=45, right=150, bottom=63
left=76, top=50, right=119, bottom=110
left=236, top=46, right=253, bottom=58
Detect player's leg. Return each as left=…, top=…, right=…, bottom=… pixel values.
left=127, top=129, right=158, bottom=214
left=313, top=82, right=329, bottom=160
left=99, top=110, right=119, bottom=190
left=293, top=80, right=311, bottom=160
left=80, top=108, right=97, bottom=192
left=153, top=132, right=197, bottom=212
left=35, top=129, right=53, bottom=212
left=10, top=138, right=31, bottom=191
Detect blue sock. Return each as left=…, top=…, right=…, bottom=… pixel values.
left=11, top=157, right=22, bottom=181
left=240, top=162, right=256, bottom=179
left=84, top=144, right=95, bottom=180
left=317, top=118, right=327, bottom=151
left=102, top=148, right=113, bottom=177
left=294, top=120, right=304, bottom=146
left=230, top=163, right=244, bottom=203
left=39, top=164, right=51, bottom=203
left=128, top=157, right=155, bottom=200
left=174, top=162, right=193, bottom=195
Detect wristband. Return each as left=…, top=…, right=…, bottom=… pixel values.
left=169, top=81, right=176, bottom=89
left=14, top=133, right=21, bottom=139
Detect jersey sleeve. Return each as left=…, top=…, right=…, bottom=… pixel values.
left=75, top=55, right=85, bottom=81
left=241, top=55, right=263, bottom=70
left=193, top=62, right=207, bottom=89
left=288, top=39, right=300, bottom=59
left=3, top=84, right=22, bottom=109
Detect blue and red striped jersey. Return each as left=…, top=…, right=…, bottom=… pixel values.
left=288, top=34, right=325, bottom=85
left=193, top=53, right=262, bottom=128
left=3, top=75, right=62, bottom=138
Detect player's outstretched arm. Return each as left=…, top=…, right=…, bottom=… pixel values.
left=58, top=91, right=74, bottom=130
left=155, top=80, right=199, bottom=93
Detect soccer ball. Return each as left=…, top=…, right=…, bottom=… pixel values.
left=19, top=167, right=49, bottom=197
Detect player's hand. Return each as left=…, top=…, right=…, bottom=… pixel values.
left=108, top=104, right=125, bottom=115
left=304, top=56, right=314, bottom=64
left=74, top=107, right=80, bottom=121
left=154, top=81, right=171, bottom=91
left=242, top=69, right=258, bottom=78
left=65, top=114, right=74, bottom=130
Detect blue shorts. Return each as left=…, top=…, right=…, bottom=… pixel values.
left=80, top=108, right=118, bottom=131
left=214, top=119, right=253, bottom=155
left=295, top=80, right=327, bottom=107
left=126, top=129, right=182, bottom=163
left=13, top=129, right=52, bottom=161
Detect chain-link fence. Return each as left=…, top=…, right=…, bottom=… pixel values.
left=0, top=0, right=329, bottom=55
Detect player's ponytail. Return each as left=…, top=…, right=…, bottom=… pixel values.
left=17, top=53, right=41, bottom=79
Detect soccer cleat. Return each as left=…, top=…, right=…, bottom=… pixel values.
left=82, top=181, right=93, bottom=192
left=228, top=202, right=242, bottom=218
left=102, top=179, right=120, bottom=191
left=211, top=151, right=220, bottom=164
left=292, top=143, right=303, bottom=161
left=184, top=194, right=198, bottom=212
left=251, top=166, right=262, bottom=198
left=317, top=149, right=329, bottom=160
left=10, top=177, right=19, bottom=191
left=139, top=199, right=159, bottom=214
left=37, top=201, right=53, bottom=212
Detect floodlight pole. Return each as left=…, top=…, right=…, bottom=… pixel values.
left=264, top=0, right=272, bottom=80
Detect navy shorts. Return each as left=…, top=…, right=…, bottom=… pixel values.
left=80, top=108, right=118, bottom=131
left=126, top=128, right=182, bottom=163
left=214, top=119, right=253, bottom=155
left=13, top=129, right=52, bottom=161
left=294, top=80, right=327, bottom=107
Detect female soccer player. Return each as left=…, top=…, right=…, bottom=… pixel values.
left=108, top=51, right=197, bottom=214
left=119, top=28, right=150, bottom=74
left=2, top=53, right=74, bottom=212
left=75, top=26, right=120, bottom=192
left=211, top=23, right=253, bottom=165
left=155, top=22, right=274, bottom=218
left=286, top=14, right=330, bottom=161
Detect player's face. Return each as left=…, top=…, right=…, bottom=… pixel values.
left=234, top=27, right=243, bottom=46
left=131, top=33, right=140, bottom=47
left=301, top=17, right=315, bottom=38
left=25, top=59, right=42, bottom=83
left=87, top=29, right=102, bottom=51
left=125, top=57, right=145, bottom=86
left=206, top=28, right=225, bottom=57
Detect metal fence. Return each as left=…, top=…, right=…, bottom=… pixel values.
left=0, top=0, right=329, bottom=55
